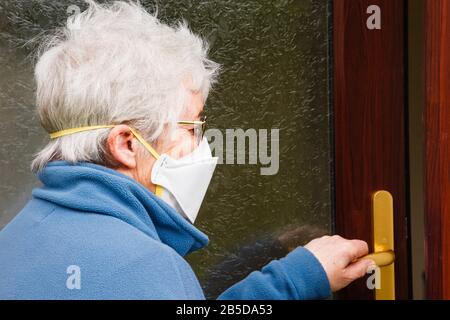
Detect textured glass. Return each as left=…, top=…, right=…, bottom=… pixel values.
left=0, top=0, right=332, bottom=299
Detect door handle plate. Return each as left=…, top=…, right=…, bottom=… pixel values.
left=372, top=190, right=395, bottom=300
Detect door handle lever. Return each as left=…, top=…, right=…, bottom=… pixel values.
left=360, top=250, right=395, bottom=267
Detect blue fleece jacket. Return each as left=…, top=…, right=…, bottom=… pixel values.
left=0, top=161, right=331, bottom=300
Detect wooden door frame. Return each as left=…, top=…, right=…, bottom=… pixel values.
left=424, top=0, right=450, bottom=300
left=333, top=0, right=411, bottom=299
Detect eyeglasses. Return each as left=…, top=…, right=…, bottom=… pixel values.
left=177, top=115, right=207, bottom=146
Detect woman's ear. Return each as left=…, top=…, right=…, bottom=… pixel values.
left=107, top=125, right=138, bottom=169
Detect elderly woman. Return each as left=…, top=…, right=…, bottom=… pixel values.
left=0, top=1, right=373, bottom=299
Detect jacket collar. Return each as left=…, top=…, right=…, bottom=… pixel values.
left=33, top=161, right=209, bottom=256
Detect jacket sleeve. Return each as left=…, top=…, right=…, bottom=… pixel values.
left=217, top=247, right=331, bottom=300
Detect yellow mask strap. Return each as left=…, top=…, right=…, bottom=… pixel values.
left=155, top=185, right=164, bottom=197
left=49, top=125, right=160, bottom=160
left=49, top=125, right=115, bottom=139
left=127, top=127, right=160, bottom=160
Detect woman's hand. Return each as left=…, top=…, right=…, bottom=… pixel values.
left=304, top=235, right=376, bottom=292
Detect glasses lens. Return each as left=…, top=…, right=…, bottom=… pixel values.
left=194, top=123, right=204, bottom=146
left=201, top=116, right=207, bottom=138
left=177, top=116, right=206, bottom=146
left=201, top=116, right=206, bottom=139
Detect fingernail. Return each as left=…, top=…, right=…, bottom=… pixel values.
left=366, top=260, right=377, bottom=270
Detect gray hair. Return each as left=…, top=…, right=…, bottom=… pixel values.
left=31, top=0, right=220, bottom=172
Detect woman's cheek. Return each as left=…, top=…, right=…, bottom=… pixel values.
left=167, top=136, right=197, bottom=159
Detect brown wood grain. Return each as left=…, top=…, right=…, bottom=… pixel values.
left=424, top=0, right=450, bottom=300
left=333, top=0, right=411, bottom=299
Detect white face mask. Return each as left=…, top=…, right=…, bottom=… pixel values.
left=47, top=124, right=217, bottom=224
left=151, top=137, right=218, bottom=223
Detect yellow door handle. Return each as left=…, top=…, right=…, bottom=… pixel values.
left=360, top=191, right=396, bottom=300
left=361, top=250, right=395, bottom=267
